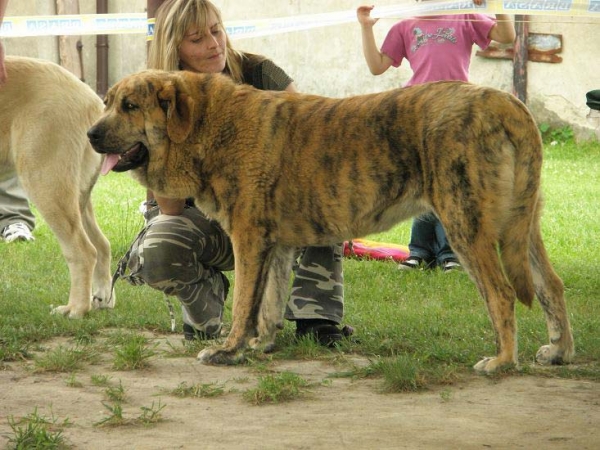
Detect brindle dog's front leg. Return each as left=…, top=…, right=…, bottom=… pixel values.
left=197, top=239, right=272, bottom=365
left=249, top=245, right=296, bottom=353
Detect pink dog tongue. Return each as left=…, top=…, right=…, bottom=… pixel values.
left=101, top=154, right=121, bottom=175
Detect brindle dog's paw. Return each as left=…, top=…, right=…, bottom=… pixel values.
left=197, top=346, right=246, bottom=365
left=248, top=337, right=276, bottom=353
left=473, top=356, right=517, bottom=374
left=536, top=344, right=573, bottom=366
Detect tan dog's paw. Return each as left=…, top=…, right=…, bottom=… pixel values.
left=92, top=289, right=116, bottom=310
left=197, top=346, right=246, bottom=365
left=50, top=303, right=90, bottom=319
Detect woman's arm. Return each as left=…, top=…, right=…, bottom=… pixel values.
left=146, top=190, right=186, bottom=216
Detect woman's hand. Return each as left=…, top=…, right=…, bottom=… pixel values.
left=155, top=195, right=186, bottom=216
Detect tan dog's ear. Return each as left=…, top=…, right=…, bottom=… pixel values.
left=158, top=80, right=195, bottom=144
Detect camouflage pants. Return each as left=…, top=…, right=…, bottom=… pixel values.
left=117, top=205, right=344, bottom=334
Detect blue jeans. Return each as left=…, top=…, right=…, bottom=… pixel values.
left=407, top=212, right=456, bottom=267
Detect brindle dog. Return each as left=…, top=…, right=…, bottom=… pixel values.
left=88, top=70, right=574, bottom=373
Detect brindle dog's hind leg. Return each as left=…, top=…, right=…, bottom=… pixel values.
left=444, top=225, right=520, bottom=373
left=249, top=244, right=295, bottom=353
left=528, top=209, right=574, bottom=365
left=197, top=239, right=274, bottom=365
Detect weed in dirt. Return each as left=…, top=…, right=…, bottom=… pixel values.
left=7, top=407, right=71, bottom=449
left=440, top=388, right=453, bottom=402
left=104, top=380, right=127, bottom=403
left=138, top=400, right=167, bottom=426
left=112, top=334, right=157, bottom=370
left=0, top=338, right=31, bottom=363
left=243, top=371, right=312, bottom=405
left=169, top=381, right=227, bottom=398
left=65, top=373, right=83, bottom=388
left=34, top=346, right=98, bottom=373
left=369, top=355, right=428, bottom=392
left=94, top=400, right=166, bottom=428
left=90, top=374, right=113, bottom=387
left=94, top=402, right=126, bottom=427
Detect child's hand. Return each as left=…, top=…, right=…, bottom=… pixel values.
left=356, top=5, right=378, bottom=27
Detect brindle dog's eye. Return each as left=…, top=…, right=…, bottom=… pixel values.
left=121, top=99, right=138, bottom=111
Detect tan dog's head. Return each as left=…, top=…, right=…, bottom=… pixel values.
left=87, top=69, right=195, bottom=176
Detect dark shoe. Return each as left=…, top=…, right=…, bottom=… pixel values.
left=220, top=272, right=230, bottom=299
left=183, top=323, right=220, bottom=341
left=398, top=256, right=423, bottom=270
left=295, top=319, right=354, bottom=348
left=442, top=258, right=462, bottom=272
left=182, top=273, right=229, bottom=341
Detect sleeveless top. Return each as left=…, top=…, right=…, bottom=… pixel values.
left=239, top=52, right=293, bottom=91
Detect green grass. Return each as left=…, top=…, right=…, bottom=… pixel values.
left=1, top=141, right=599, bottom=386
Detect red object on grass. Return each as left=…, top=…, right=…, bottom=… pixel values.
left=343, top=238, right=409, bottom=262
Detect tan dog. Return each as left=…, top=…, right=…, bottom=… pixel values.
left=0, top=56, right=114, bottom=317
left=88, top=69, right=573, bottom=373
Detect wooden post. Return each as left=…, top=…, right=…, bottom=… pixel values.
left=147, top=0, right=165, bottom=20
left=147, top=0, right=165, bottom=53
left=56, top=0, right=83, bottom=80
left=513, top=15, right=529, bottom=104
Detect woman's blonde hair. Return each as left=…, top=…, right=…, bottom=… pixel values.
left=148, top=0, right=244, bottom=83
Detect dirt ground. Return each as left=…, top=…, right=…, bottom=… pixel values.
left=1, top=334, right=598, bottom=450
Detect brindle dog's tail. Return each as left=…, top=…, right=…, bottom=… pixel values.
left=497, top=95, right=544, bottom=308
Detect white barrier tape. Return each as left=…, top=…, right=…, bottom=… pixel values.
left=0, top=13, right=147, bottom=38
left=1, top=0, right=598, bottom=39
left=225, top=0, right=599, bottom=40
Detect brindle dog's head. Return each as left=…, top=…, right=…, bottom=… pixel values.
left=87, top=70, right=195, bottom=176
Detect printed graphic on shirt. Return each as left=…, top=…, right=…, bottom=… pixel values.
left=411, top=27, right=457, bottom=53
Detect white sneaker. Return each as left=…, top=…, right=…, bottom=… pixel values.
left=2, top=222, right=34, bottom=243
left=442, top=259, right=462, bottom=272
left=398, top=257, right=423, bottom=270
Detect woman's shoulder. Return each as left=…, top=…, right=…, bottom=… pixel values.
left=239, top=52, right=293, bottom=91
left=240, top=52, right=267, bottom=69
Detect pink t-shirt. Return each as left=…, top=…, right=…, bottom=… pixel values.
left=380, top=14, right=496, bottom=86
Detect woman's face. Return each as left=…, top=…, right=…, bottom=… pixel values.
left=178, top=11, right=227, bottom=74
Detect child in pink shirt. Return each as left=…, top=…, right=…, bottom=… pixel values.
left=357, top=5, right=515, bottom=271
left=381, top=15, right=496, bottom=86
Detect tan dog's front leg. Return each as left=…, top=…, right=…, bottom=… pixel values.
left=197, top=241, right=271, bottom=365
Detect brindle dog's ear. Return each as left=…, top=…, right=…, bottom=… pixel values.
left=157, top=80, right=195, bottom=144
